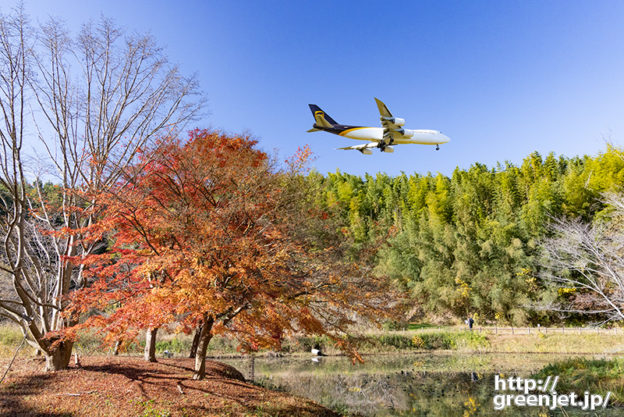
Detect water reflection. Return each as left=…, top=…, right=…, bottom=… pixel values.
left=222, top=353, right=624, bottom=416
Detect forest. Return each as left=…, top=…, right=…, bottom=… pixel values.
left=305, top=146, right=624, bottom=325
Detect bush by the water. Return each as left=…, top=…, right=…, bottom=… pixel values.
left=411, top=331, right=489, bottom=350
left=533, top=358, right=624, bottom=404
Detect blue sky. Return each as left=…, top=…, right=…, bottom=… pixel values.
left=12, top=0, right=624, bottom=176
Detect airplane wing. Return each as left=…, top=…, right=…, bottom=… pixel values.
left=375, top=97, right=393, bottom=119
left=374, top=98, right=406, bottom=143
left=337, top=142, right=378, bottom=151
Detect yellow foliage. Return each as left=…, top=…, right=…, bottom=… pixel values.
left=463, top=396, right=478, bottom=417
left=412, top=335, right=425, bottom=349
left=455, top=277, right=470, bottom=298
left=558, top=287, right=576, bottom=295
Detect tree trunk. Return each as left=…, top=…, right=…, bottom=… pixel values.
left=144, top=328, right=158, bottom=362
left=192, top=315, right=214, bottom=380
left=44, top=341, right=74, bottom=371
left=113, top=340, right=121, bottom=356
left=189, top=324, right=203, bottom=358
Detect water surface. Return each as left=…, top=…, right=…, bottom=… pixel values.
left=222, top=353, right=624, bottom=416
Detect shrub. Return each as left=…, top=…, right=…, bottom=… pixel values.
left=382, top=320, right=408, bottom=331
left=409, top=331, right=488, bottom=350
left=376, top=334, right=414, bottom=349
left=412, top=335, right=425, bottom=349
left=454, top=331, right=489, bottom=350
left=155, top=337, right=190, bottom=355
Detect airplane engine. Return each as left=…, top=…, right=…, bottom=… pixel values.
left=391, top=117, right=405, bottom=126
left=360, top=149, right=373, bottom=155
left=382, top=146, right=394, bottom=153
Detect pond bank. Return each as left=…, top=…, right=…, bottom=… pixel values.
left=0, top=356, right=339, bottom=417
left=221, top=352, right=624, bottom=417
left=2, top=324, right=623, bottom=358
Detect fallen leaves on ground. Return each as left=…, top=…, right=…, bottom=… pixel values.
left=0, top=356, right=339, bottom=417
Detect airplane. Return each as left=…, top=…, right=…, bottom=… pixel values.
left=307, top=98, right=450, bottom=154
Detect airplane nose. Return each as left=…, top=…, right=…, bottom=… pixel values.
left=443, top=134, right=450, bottom=143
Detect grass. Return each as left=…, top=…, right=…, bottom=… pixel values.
left=356, top=326, right=624, bottom=354
left=487, top=332, right=624, bottom=353
left=406, top=322, right=439, bottom=330
left=279, top=330, right=489, bottom=355
left=2, top=322, right=623, bottom=359
left=533, top=358, right=624, bottom=405
left=0, top=323, right=27, bottom=357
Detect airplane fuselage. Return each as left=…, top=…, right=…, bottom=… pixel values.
left=317, top=124, right=450, bottom=146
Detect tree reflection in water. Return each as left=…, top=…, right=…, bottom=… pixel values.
left=222, top=353, right=624, bottom=417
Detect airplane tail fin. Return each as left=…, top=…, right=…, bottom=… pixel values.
left=309, top=104, right=338, bottom=128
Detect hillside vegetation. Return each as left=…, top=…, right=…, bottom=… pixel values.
left=306, top=146, right=624, bottom=325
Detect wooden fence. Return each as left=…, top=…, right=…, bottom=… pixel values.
left=466, top=326, right=624, bottom=335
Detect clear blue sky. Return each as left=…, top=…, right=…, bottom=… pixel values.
left=11, top=0, right=624, bottom=177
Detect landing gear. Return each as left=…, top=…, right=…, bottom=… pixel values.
left=378, top=136, right=395, bottom=152
left=436, top=144, right=440, bottom=151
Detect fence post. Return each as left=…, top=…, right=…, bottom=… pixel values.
left=528, top=327, right=530, bottom=335
left=511, top=326, right=514, bottom=335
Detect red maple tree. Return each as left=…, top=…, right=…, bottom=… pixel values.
left=68, top=130, right=394, bottom=379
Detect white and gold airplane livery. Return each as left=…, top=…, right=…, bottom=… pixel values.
left=307, top=98, right=450, bottom=154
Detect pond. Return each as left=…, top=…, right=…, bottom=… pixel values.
left=222, top=353, right=624, bottom=416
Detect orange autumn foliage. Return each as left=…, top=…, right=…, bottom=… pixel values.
left=68, top=130, right=394, bottom=362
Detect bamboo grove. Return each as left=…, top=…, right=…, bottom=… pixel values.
left=305, top=146, right=624, bottom=325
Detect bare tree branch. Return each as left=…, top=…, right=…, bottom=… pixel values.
left=540, top=193, right=624, bottom=322
left=0, top=7, right=204, bottom=371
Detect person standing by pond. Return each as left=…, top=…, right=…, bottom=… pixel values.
left=466, top=316, right=474, bottom=330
